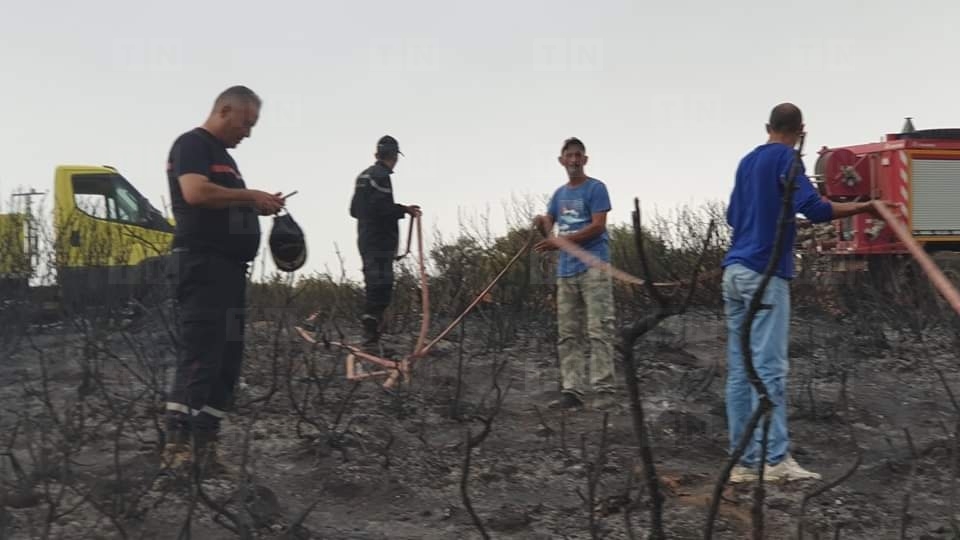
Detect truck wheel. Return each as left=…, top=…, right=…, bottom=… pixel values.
left=931, top=251, right=960, bottom=340
left=891, top=256, right=938, bottom=340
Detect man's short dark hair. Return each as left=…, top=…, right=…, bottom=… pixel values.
left=561, top=137, right=586, bottom=154
left=214, top=85, right=261, bottom=109
left=768, top=103, right=802, bottom=134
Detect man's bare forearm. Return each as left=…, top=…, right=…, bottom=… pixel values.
left=560, top=223, right=605, bottom=245
left=182, top=180, right=257, bottom=209
left=829, top=201, right=872, bottom=219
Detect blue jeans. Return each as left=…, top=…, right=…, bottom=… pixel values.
left=722, top=263, right=790, bottom=467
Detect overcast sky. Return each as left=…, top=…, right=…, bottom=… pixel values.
left=2, top=0, right=957, bottom=283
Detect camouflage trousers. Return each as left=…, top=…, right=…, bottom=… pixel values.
left=556, top=267, right=617, bottom=396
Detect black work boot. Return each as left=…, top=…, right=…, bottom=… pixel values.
left=192, top=431, right=236, bottom=479
left=160, top=428, right=193, bottom=472
left=360, top=314, right=380, bottom=345
left=591, top=391, right=619, bottom=411
left=548, top=391, right=584, bottom=410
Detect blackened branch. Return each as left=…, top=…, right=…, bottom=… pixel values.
left=620, top=197, right=716, bottom=540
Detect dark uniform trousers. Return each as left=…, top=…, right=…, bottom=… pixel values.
left=360, top=243, right=397, bottom=326
left=165, top=248, right=248, bottom=437
left=350, top=160, right=406, bottom=334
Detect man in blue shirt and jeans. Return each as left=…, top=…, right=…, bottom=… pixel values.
left=723, top=103, right=896, bottom=482
left=534, top=137, right=617, bottom=411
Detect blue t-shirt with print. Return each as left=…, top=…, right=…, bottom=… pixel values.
left=722, top=142, right=834, bottom=280
left=547, top=177, right=612, bottom=278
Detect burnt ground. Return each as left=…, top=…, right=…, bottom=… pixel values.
left=1, top=303, right=959, bottom=539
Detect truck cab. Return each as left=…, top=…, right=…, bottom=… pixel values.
left=51, top=164, right=175, bottom=308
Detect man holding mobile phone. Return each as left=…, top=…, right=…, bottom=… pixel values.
left=161, top=85, right=285, bottom=478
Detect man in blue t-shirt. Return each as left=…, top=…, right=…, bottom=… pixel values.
left=722, top=103, right=896, bottom=483
left=533, top=137, right=617, bottom=411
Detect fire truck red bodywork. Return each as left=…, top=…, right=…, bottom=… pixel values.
left=812, top=127, right=960, bottom=259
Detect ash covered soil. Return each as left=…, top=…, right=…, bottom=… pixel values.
left=1, top=306, right=959, bottom=539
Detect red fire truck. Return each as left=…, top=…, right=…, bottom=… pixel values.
left=799, top=118, right=960, bottom=323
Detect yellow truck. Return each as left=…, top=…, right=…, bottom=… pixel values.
left=0, top=212, right=30, bottom=292
left=0, top=164, right=175, bottom=313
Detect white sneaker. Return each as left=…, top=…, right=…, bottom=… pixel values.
left=764, top=455, right=821, bottom=481
left=729, top=465, right=757, bottom=483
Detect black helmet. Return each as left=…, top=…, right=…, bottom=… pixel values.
left=269, top=211, right=307, bottom=272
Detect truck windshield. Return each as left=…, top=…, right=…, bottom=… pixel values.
left=72, top=172, right=173, bottom=233
left=114, top=183, right=142, bottom=223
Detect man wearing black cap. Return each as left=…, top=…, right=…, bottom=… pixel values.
left=349, top=135, right=421, bottom=344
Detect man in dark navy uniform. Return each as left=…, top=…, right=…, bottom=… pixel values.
left=349, top=135, right=420, bottom=344
left=162, top=85, right=284, bottom=476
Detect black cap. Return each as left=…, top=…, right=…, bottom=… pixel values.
left=377, top=135, right=403, bottom=156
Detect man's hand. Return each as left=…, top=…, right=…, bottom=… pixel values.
left=532, top=215, right=545, bottom=231
left=533, top=214, right=553, bottom=236
left=831, top=199, right=903, bottom=220
left=867, top=199, right=903, bottom=218
left=405, top=205, right=422, bottom=218
left=251, top=190, right=285, bottom=215
left=534, top=236, right=560, bottom=253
